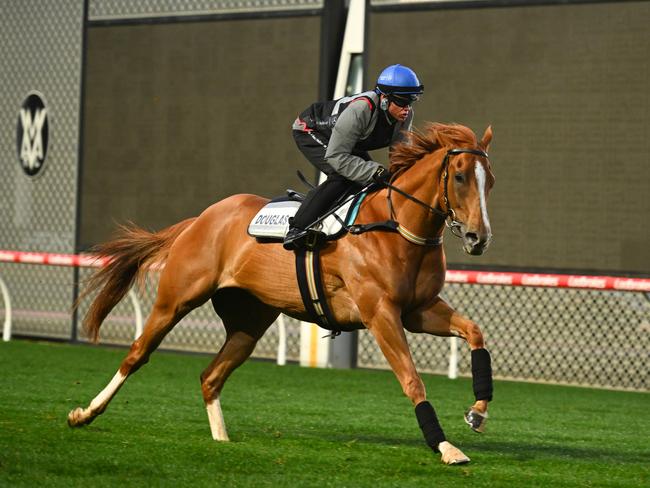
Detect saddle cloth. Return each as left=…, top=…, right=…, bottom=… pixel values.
left=247, top=192, right=366, bottom=241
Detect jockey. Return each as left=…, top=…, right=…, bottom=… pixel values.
left=283, top=64, right=424, bottom=250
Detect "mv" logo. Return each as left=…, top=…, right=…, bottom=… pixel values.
left=17, top=92, right=49, bottom=177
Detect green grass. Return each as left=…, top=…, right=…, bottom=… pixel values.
left=0, top=340, right=648, bottom=487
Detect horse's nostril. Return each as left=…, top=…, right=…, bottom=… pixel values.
left=465, top=232, right=479, bottom=244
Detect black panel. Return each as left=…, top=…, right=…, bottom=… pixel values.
left=368, top=1, right=650, bottom=274
left=80, top=16, right=320, bottom=248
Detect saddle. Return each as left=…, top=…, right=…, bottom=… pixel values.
left=246, top=187, right=366, bottom=244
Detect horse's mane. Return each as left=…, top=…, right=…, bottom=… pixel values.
left=390, top=123, right=478, bottom=175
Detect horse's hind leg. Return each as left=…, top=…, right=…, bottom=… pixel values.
left=68, top=254, right=217, bottom=427
left=403, top=297, right=493, bottom=433
left=200, top=288, right=279, bottom=441
left=68, top=303, right=181, bottom=426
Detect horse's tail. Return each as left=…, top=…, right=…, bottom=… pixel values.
left=77, top=218, right=196, bottom=343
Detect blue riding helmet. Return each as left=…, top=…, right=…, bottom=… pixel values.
left=375, top=64, right=424, bottom=97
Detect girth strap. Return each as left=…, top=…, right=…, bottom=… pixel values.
left=348, top=220, right=398, bottom=234
left=348, top=220, right=443, bottom=247
left=295, top=247, right=341, bottom=338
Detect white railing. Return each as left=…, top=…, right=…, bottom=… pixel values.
left=2, top=250, right=648, bottom=377
left=0, top=250, right=287, bottom=365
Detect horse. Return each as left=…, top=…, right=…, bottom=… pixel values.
left=68, top=122, right=495, bottom=465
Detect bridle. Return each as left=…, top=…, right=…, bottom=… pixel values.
left=385, top=148, right=490, bottom=244
left=307, top=147, right=490, bottom=247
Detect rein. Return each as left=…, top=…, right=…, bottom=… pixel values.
left=385, top=148, right=489, bottom=245
left=303, top=147, right=489, bottom=247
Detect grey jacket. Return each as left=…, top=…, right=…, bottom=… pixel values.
left=294, top=91, right=413, bottom=184
left=326, top=91, right=413, bottom=184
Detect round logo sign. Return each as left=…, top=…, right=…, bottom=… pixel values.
left=17, top=92, right=49, bottom=177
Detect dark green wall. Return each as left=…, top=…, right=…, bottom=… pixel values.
left=80, top=16, right=320, bottom=248
left=369, top=1, right=650, bottom=274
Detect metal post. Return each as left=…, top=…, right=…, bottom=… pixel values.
left=71, top=0, right=90, bottom=343
left=326, top=0, right=367, bottom=370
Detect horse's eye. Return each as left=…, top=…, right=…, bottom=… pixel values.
left=454, top=173, right=465, bottom=184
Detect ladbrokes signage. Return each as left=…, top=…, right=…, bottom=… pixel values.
left=17, top=91, right=49, bottom=177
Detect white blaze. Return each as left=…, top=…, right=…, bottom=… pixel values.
left=474, top=162, right=491, bottom=234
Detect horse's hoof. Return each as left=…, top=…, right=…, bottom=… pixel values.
left=439, top=441, right=470, bottom=465
left=464, top=408, right=488, bottom=433
left=67, top=407, right=89, bottom=427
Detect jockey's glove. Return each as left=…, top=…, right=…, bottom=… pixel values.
left=372, top=166, right=391, bottom=185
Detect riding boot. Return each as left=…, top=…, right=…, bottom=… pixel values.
left=294, top=176, right=353, bottom=226
left=284, top=175, right=355, bottom=251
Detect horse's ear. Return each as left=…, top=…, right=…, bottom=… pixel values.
left=480, top=125, right=493, bottom=151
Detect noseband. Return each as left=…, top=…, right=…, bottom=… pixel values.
left=386, top=147, right=490, bottom=242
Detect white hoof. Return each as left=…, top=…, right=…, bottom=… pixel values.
left=67, top=407, right=91, bottom=427
left=439, top=441, right=470, bottom=465
left=212, top=431, right=230, bottom=442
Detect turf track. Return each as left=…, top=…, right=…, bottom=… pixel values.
left=0, top=340, right=648, bottom=487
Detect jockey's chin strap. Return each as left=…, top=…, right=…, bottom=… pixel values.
left=383, top=147, right=490, bottom=245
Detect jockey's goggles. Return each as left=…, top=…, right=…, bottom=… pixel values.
left=390, top=94, right=419, bottom=107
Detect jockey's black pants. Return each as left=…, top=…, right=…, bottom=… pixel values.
left=292, top=130, right=364, bottom=230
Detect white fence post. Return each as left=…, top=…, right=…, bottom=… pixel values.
left=1, top=276, right=11, bottom=342
left=127, top=288, right=143, bottom=340
left=448, top=336, right=458, bottom=379
left=276, top=314, right=287, bottom=366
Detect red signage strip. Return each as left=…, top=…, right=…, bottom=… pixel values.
left=0, top=250, right=648, bottom=292
left=445, top=270, right=650, bottom=292
left=0, top=250, right=107, bottom=268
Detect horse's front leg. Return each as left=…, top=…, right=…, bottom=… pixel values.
left=403, top=296, right=493, bottom=433
left=362, top=298, right=470, bottom=465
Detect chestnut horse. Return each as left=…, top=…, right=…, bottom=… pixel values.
left=68, top=123, right=495, bottom=465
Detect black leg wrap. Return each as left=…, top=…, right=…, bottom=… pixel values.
left=415, top=401, right=446, bottom=452
left=471, top=348, right=493, bottom=401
